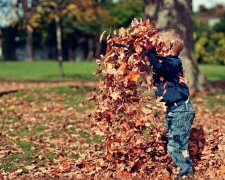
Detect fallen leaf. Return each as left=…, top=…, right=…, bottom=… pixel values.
left=99, top=31, right=106, bottom=43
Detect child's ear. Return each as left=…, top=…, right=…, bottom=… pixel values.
left=168, top=49, right=177, bottom=56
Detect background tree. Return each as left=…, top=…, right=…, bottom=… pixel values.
left=17, top=0, right=42, bottom=61
left=104, top=0, right=144, bottom=28
left=214, top=13, right=225, bottom=33
left=61, top=0, right=113, bottom=60
left=0, top=0, right=19, bottom=60
left=144, top=0, right=208, bottom=91
left=0, top=29, right=2, bottom=60
left=0, top=0, right=41, bottom=61
left=31, top=0, right=73, bottom=77
left=194, top=16, right=225, bottom=65
left=1, top=26, right=17, bottom=60
left=59, top=0, right=149, bottom=61
left=30, top=0, right=112, bottom=77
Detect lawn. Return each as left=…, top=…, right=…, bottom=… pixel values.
left=0, top=60, right=224, bottom=178
left=0, top=85, right=225, bottom=178
left=0, top=61, right=224, bottom=82
left=199, top=64, right=225, bottom=81
left=0, top=86, right=102, bottom=178
left=0, top=61, right=98, bottom=82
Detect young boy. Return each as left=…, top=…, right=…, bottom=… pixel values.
left=144, top=29, right=195, bottom=178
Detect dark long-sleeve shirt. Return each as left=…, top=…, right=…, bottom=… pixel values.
left=145, top=49, right=189, bottom=111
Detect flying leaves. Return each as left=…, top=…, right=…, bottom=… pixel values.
left=99, top=31, right=107, bottom=43
left=75, top=18, right=225, bottom=179
left=83, top=19, right=174, bottom=178
left=0, top=18, right=223, bottom=179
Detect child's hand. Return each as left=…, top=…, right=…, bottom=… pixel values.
left=143, top=39, right=153, bottom=51
left=144, top=48, right=157, bottom=60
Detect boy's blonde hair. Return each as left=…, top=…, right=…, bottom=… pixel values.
left=151, top=29, right=184, bottom=57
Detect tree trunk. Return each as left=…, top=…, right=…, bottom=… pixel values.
left=94, top=35, right=101, bottom=59
left=26, top=26, right=33, bottom=61
left=87, top=37, right=94, bottom=61
left=144, top=0, right=208, bottom=91
left=55, top=16, right=64, bottom=78
left=0, top=29, right=2, bottom=60
left=2, top=26, right=17, bottom=60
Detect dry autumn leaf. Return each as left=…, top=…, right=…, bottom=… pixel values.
left=220, top=165, right=225, bottom=173
left=78, top=18, right=225, bottom=179
left=99, top=30, right=106, bottom=43
left=125, top=72, right=141, bottom=82
left=117, top=63, right=127, bottom=75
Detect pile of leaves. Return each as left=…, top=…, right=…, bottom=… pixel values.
left=74, top=19, right=175, bottom=179
left=74, top=19, right=225, bottom=179
left=0, top=82, right=225, bottom=179
left=1, top=18, right=224, bottom=179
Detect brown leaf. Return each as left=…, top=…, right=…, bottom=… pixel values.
left=99, top=30, right=106, bottom=43
left=220, top=165, right=225, bottom=173
left=125, top=71, right=141, bottom=82
left=117, top=63, right=126, bottom=75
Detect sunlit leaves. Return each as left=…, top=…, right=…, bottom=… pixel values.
left=85, top=19, right=173, bottom=178
left=77, top=18, right=225, bottom=179
left=125, top=71, right=141, bottom=82
left=99, top=31, right=107, bottom=43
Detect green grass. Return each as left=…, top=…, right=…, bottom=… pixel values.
left=0, top=141, right=35, bottom=172
left=0, top=86, right=103, bottom=173
left=0, top=61, right=98, bottom=81
left=199, top=64, right=225, bottom=81
left=204, top=93, right=225, bottom=109
left=0, top=77, right=224, bottom=174
left=16, top=141, right=33, bottom=152
left=0, top=61, right=224, bottom=82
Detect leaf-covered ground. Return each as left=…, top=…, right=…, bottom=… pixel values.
left=0, top=86, right=225, bottom=179
left=0, top=86, right=101, bottom=179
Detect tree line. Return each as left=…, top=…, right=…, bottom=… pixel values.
left=0, top=0, right=144, bottom=76
left=0, top=0, right=224, bottom=91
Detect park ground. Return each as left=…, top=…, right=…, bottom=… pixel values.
left=0, top=61, right=225, bottom=179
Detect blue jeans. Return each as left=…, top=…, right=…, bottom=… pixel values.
left=165, top=99, right=195, bottom=176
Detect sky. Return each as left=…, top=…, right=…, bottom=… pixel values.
left=193, top=0, right=225, bottom=12
left=0, top=0, right=224, bottom=27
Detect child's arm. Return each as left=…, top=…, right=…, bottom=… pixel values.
left=145, top=49, right=182, bottom=76
left=144, top=49, right=163, bottom=70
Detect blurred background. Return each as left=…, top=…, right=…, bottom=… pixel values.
left=0, top=1, right=225, bottom=177
left=0, top=0, right=224, bottom=88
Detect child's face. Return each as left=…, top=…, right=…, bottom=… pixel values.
left=150, top=34, right=175, bottom=57
left=149, top=31, right=182, bottom=57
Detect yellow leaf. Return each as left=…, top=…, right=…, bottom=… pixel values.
left=135, top=119, right=144, bottom=127
left=125, top=72, right=141, bottom=82
left=110, top=91, right=120, bottom=100
left=119, top=27, right=126, bottom=37
left=182, top=150, right=189, bottom=158
left=15, top=169, right=23, bottom=174
left=96, top=59, right=101, bottom=66
left=117, top=63, right=126, bottom=75
left=142, top=107, right=152, bottom=114
left=179, top=76, right=189, bottom=84
left=8, top=105, right=16, bottom=110
left=100, top=31, right=106, bottom=43
left=25, top=165, right=36, bottom=170
left=220, top=165, right=225, bottom=173
left=145, top=19, right=150, bottom=28
left=135, top=44, right=142, bottom=53
left=103, top=63, right=116, bottom=75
